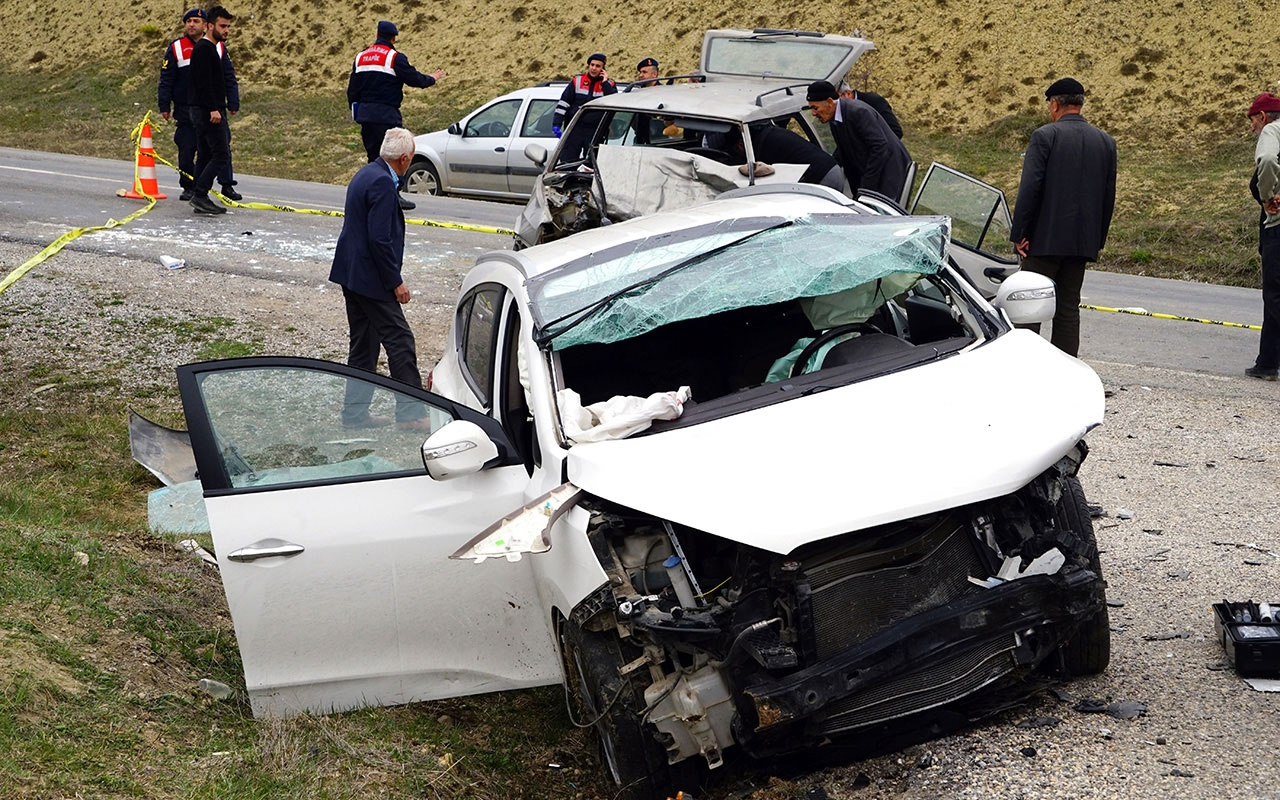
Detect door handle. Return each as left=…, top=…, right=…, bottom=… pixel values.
left=228, top=538, right=305, bottom=562
left=494, top=147, right=506, bottom=152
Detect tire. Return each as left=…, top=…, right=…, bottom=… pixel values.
left=403, top=160, right=442, bottom=197
left=1053, top=474, right=1111, bottom=675
left=559, top=617, right=701, bottom=800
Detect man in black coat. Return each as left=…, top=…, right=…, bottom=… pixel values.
left=806, top=80, right=912, bottom=203
left=1010, top=77, right=1117, bottom=357
left=188, top=5, right=235, bottom=215
left=744, top=123, right=844, bottom=190
left=839, top=82, right=903, bottom=139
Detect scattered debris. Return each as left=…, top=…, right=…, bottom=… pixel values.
left=1143, top=631, right=1191, bottom=641
left=159, top=255, right=185, bottom=270
left=1099, top=728, right=1113, bottom=740
left=1146, top=548, right=1171, bottom=561
left=1074, top=698, right=1148, bottom=719
left=1167, top=570, right=1190, bottom=581
left=1211, top=541, right=1279, bottom=559
left=1019, top=746, right=1037, bottom=758
left=1087, top=503, right=1106, bottom=518
left=177, top=539, right=218, bottom=568
left=1233, top=454, right=1267, bottom=463
left=1157, top=737, right=1167, bottom=745
left=1164, top=768, right=1195, bottom=778
left=1016, top=716, right=1061, bottom=729
left=1142, top=528, right=1164, bottom=535
left=197, top=678, right=234, bottom=700
left=1115, top=508, right=1135, bottom=520
left=1245, top=678, right=1280, bottom=692
left=74, top=551, right=89, bottom=566
left=1153, top=460, right=1188, bottom=468
left=1107, top=600, right=1126, bottom=608
left=1245, top=559, right=1265, bottom=566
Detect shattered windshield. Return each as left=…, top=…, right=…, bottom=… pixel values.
left=527, top=213, right=949, bottom=350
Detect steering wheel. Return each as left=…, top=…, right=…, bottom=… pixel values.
left=789, top=322, right=881, bottom=378
left=686, top=147, right=735, bottom=165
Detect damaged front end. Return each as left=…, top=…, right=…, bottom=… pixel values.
left=560, top=444, right=1106, bottom=791
left=539, top=169, right=603, bottom=244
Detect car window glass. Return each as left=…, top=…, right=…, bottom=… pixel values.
left=912, top=165, right=1016, bottom=260
left=704, top=37, right=861, bottom=82
left=465, top=99, right=520, bottom=138
left=462, top=286, right=504, bottom=403
left=192, top=366, right=453, bottom=490
left=522, top=99, right=558, bottom=138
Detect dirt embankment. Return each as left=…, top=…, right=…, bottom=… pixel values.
left=5, top=0, right=1272, bottom=146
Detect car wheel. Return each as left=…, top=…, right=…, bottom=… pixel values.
left=403, top=160, right=443, bottom=196
left=558, top=616, right=700, bottom=799
left=1053, top=474, right=1110, bottom=676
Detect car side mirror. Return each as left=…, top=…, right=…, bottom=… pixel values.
left=524, top=142, right=548, bottom=166
left=992, top=270, right=1056, bottom=326
left=421, top=420, right=499, bottom=480
left=448, top=122, right=462, bottom=136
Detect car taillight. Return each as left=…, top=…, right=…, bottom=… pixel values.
left=425, top=370, right=433, bottom=391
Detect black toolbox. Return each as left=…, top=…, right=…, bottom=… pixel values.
left=1213, top=601, right=1280, bottom=676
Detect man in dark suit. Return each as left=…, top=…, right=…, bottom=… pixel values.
left=806, top=80, right=912, bottom=203
left=329, top=127, right=427, bottom=428
left=839, top=82, right=903, bottom=139
left=1010, top=77, right=1117, bottom=357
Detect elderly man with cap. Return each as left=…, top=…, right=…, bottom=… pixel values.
left=1245, top=92, right=1280, bottom=380
left=806, top=80, right=912, bottom=202
left=1009, top=77, right=1117, bottom=358
left=553, top=52, right=617, bottom=162
left=157, top=8, right=207, bottom=201
left=347, top=20, right=446, bottom=210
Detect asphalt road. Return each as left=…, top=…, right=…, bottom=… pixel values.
left=0, top=147, right=1266, bottom=378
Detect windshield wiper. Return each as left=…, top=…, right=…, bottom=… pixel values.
left=535, top=219, right=795, bottom=346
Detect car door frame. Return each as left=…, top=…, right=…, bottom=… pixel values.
left=176, top=356, right=560, bottom=717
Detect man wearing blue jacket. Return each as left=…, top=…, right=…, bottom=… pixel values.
left=329, top=128, right=427, bottom=428
left=347, top=20, right=445, bottom=210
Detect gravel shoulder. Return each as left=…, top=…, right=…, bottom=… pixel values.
left=3, top=240, right=1280, bottom=799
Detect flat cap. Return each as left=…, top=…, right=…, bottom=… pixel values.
left=806, top=80, right=839, bottom=102
left=1045, top=77, right=1085, bottom=99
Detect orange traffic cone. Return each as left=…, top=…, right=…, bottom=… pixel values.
left=119, top=122, right=167, bottom=200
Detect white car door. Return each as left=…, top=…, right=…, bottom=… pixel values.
left=443, top=98, right=523, bottom=196
left=176, top=356, right=560, bottom=718
left=909, top=162, right=1021, bottom=298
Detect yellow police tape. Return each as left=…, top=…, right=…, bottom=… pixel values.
left=1080, top=303, right=1261, bottom=332
left=0, top=114, right=516, bottom=295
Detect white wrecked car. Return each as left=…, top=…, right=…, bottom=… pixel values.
left=152, top=181, right=1107, bottom=799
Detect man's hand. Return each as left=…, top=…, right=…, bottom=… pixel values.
left=394, top=283, right=411, bottom=304
left=1266, top=195, right=1280, bottom=216
left=552, top=125, right=562, bottom=138
left=1015, top=238, right=1030, bottom=258
left=161, top=111, right=171, bottom=121
left=431, top=69, right=446, bottom=82
left=210, top=110, right=222, bottom=124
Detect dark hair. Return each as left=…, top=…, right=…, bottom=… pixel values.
left=1050, top=93, right=1085, bottom=107
left=206, top=5, right=234, bottom=23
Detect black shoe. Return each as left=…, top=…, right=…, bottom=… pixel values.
left=398, top=194, right=416, bottom=211
left=179, top=189, right=194, bottom=202
left=220, top=186, right=243, bottom=202
left=1246, top=366, right=1279, bottom=381
left=190, top=194, right=227, bottom=215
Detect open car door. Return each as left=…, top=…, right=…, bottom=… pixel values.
left=176, top=356, right=559, bottom=717
left=909, top=162, right=1020, bottom=298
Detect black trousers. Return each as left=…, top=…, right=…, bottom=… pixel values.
left=1257, top=222, right=1280, bottom=370
left=190, top=108, right=230, bottom=197
left=1020, top=255, right=1087, bottom=357
left=360, top=122, right=394, bottom=163
left=341, top=287, right=423, bottom=423
left=172, top=104, right=197, bottom=190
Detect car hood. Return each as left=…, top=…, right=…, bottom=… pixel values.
left=565, top=331, right=1104, bottom=555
